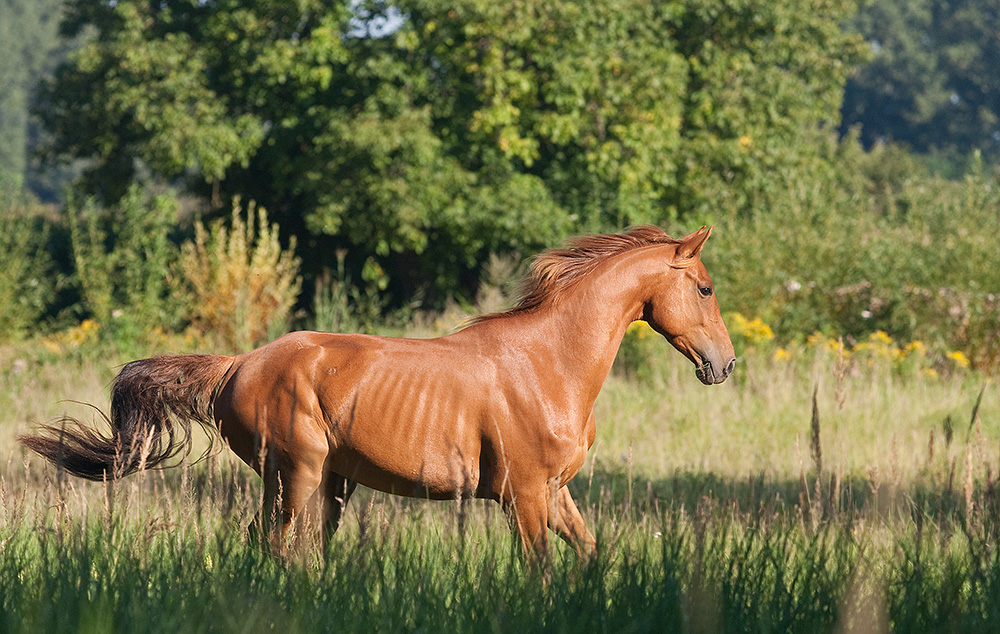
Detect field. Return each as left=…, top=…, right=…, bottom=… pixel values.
left=2, top=327, right=1000, bottom=633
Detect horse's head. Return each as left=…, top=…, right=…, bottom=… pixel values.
left=643, top=227, right=736, bottom=385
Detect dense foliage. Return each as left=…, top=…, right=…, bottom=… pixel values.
left=842, top=0, right=1000, bottom=165
left=0, top=0, right=998, bottom=370
left=0, top=0, right=72, bottom=197
left=32, top=0, right=866, bottom=294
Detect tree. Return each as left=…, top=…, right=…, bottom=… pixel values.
left=842, top=0, right=1000, bottom=163
left=0, top=0, right=65, bottom=192
left=38, top=0, right=866, bottom=299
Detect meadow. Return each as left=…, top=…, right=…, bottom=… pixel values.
left=2, top=316, right=999, bottom=634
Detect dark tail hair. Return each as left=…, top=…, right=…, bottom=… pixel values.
left=19, top=355, right=235, bottom=481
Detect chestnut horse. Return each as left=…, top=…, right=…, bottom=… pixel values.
left=21, top=225, right=735, bottom=560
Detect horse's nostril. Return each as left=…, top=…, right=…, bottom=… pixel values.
left=725, top=358, right=736, bottom=376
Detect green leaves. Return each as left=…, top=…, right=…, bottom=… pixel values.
left=67, top=186, right=181, bottom=339
left=38, top=0, right=867, bottom=299
left=843, top=0, right=1000, bottom=163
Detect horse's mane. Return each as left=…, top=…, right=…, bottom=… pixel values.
left=473, top=225, right=681, bottom=323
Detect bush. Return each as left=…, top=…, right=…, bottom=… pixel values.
left=707, top=139, right=1000, bottom=370
left=177, top=200, right=301, bottom=351
left=0, top=191, right=54, bottom=341
left=67, top=186, right=181, bottom=342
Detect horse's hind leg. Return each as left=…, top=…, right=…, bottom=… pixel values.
left=548, top=487, right=597, bottom=559
left=261, top=463, right=322, bottom=553
left=321, top=471, right=357, bottom=543
left=260, top=442, right=328, bottom=554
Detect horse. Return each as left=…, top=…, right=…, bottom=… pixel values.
left=20, top=225, right=736, bottom=561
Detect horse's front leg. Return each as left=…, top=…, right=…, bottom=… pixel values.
left=502, top=488, right=551, bottom=566
left=548, top=486, right=597, bottom=559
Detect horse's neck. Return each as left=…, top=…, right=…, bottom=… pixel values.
left=529, top=249, right=653, bottom=398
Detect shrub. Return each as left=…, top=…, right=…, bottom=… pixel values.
left=0, top=192, right=54, bottom=341
left=708, top=141, right=1000, bottom=370
left=311, top=250, right=388, bottom=335
left=67, top=185, right=181, bottom=342
left=177, top=200, right=301, bottom=351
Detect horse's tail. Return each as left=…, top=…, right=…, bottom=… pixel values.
left=19, top=354, right=236, bottom=481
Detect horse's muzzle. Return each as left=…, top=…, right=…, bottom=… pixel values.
left=695, top=357, right=736, bottom=385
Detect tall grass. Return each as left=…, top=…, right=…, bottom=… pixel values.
left=2, top=331, right=1000, bottom=632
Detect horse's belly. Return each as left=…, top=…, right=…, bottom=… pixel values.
left=328, top=444, right=481, bottom=500
left=324, top=366, right=493, bottom=498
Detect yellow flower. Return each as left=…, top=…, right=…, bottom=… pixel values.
left=626, top=320, right=656, bottom=340
left=922, top=368, right=939, bottom=379
left=869, top=330, right=893, bottom=345
left=824, top=337, right=846, bottom=355
left=730, top=312, right=773, bottom=343
left=41, top=339, right=62, bottom=353
left=947, top=350, right=970, bottom=368
left=773, top=347, right=792, bottom=362
left=904, top=340, right=927, bottom=357
left=806, top=332, right=826, bottom=347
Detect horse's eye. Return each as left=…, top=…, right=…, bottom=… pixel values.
left=698, top=286, right=713, bottom=298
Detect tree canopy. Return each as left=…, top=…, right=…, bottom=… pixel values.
left=37, top=0, right=866, bottom=297
left=0, top=0, right=65, bottom=191
left=842, top=0, right=1000, bottom=164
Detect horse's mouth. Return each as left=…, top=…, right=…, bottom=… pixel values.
left=694, top=361, right=715, bottom=385
left=694, top=357, right=736, bottom=385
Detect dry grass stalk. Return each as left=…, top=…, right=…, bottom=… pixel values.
left=809, top=385, right=827, bottom=518
left=829, top=464, right=843, bottom=516
left=797, top=433, right=813, bottom=529
left=834, top=336, right=848, bottom=411
left=965, top=383, right=987, bottom=444
left=964, top=444, right=975, bottom=518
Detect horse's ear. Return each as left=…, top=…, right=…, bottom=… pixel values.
left=675, top=226, right=713, bottom=261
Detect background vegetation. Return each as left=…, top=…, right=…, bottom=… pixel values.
left=2, top=0, right=998, bottom=369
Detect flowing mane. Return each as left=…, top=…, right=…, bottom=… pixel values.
left=474, top=225, right=681, bottom=323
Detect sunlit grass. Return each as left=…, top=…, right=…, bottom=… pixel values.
left=2, top=321, right=1000, bottom=632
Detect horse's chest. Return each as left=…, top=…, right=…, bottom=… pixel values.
left=558, top=412, right=596, bottom=485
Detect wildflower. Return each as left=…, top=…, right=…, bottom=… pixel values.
left=66, top=319, right=100, bottom=346
left=869, top=330, right=893, bottom=345
left=730, top=312, right=773, bottom=343
left=626, top=320, right=656, bottom=340
left=904, top=341, right=927, bottom=357
left=947, top=350, right=970, bottom=368
left=824, top=338, right=846, bottom=355
left=773, top=348, right=792, bottom=362
left=41, top=339, right=62, bottom=354
left=922, top=368, right=939, bottom=379
left=853, top=341, right=874, bottom=354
